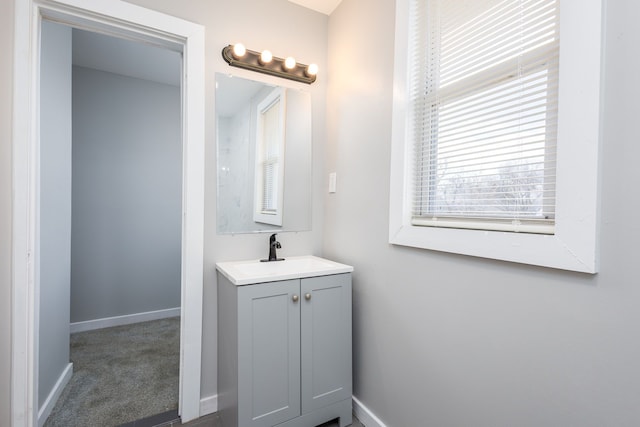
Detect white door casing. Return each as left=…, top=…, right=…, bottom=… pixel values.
left=12, top=0, right=205, bottom=425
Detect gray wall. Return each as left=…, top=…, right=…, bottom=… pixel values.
left=126, top=0, right=329, bottom=399
left=325, top=0, right=640, bottom=426
left=39, top=21, right=72, bottom=408
left=71, top=66, right=182, bottom=323
left=0, top=0, right=14, bottom=421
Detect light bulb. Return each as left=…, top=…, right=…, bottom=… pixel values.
left=260, top=50, right=273, bottom=64
left=232, top=43, right=246, bottom=58
left=306, top=63, right=319, bottom=77
left=284, top=56, right=296, bottom=70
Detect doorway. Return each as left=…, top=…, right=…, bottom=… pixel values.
left=39, top=20, right=183, bottom=425
left=12, top=1, right=205, bottom=425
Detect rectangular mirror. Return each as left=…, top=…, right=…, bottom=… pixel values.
left=216, top=73, right=312, bottom=234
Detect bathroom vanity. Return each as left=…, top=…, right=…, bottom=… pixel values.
left=216, top=256, right=354, bottom=427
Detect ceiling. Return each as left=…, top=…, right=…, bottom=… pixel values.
left=287, top=0, right=343, bottom=15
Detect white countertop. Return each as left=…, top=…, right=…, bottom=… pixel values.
left=215, top=255, right=354, bottom=285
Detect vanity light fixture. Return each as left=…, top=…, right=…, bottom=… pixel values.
left=222, top=43, right=317, bottom=84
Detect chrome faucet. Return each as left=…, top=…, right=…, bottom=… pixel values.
left=261, top=233, right=284, bottom=262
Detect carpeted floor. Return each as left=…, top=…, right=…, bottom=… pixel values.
left=44, top=317, right=180, bottom=427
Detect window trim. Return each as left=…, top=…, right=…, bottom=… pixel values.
left=254, top=87, right=286, bottom=226
left=389, top=0, right=603, bottom=273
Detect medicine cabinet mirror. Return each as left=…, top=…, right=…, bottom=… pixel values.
left=216, top=73, right=312, bottom=234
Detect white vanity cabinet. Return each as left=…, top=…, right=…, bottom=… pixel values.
left=216, top=257, right=353, bottom=427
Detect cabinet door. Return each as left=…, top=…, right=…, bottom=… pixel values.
left=301, top=274, right=352, bottom=413
left=238, top=279, right=301, bottom=427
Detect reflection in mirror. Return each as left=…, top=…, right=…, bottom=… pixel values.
left=216, top=73, right=312, bottom=234
left=254, top=87, right=285, bottom=226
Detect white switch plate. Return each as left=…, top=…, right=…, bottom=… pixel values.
left=329, top=172, right=337, bottom=193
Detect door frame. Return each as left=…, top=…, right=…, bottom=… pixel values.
left=12, top=0, right=205, bottom=425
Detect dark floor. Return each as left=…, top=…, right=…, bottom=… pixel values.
left=162, top=412, right=364, bottom=427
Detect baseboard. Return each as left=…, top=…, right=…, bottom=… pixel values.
left=70, top=307, right=181, bottom=333
left=38, top=362, right=73, bottom=427
left=200, top=394, right=218, bottom=416
left=352, top=396, right=387, bottom=427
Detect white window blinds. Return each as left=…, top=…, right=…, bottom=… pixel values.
left=408, top=0, right=559, bottom=234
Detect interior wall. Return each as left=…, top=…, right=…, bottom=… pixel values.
left=39, top=20, right=72, bottom=408
left=71, top=65, right=182, bottom=323
left=0, top=0, right=14, bottom=421
left=124, top=0, right=328, bottom=399
left=326, top=0, right=640, bottom=426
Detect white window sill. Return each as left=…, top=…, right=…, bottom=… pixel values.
left=389, top=223, right=598, bottom=273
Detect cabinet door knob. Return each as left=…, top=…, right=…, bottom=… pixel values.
left=305, top=293, right=311, bottom=301
left=292, top=294, right=299, bottom=302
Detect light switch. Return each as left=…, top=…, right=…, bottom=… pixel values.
left=329, top=172, right=337, bottom=193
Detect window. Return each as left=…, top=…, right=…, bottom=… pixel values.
left=411, top=0, right=558, bottom=234
left=389, top=0, right=603, bottom=272
left=254, top=87, right=286, bottom=226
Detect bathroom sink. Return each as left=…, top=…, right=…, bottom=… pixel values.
left=216, top=255, right=353, bottom=285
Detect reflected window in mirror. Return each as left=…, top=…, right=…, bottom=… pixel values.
left=254, top=87, right=285, bottom=226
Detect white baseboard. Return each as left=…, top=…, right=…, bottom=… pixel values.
left=200, top=394, right=218, bottom=416
left=353, top=396, right=387, bottom=427
left=38, top=362, right=73, bottom=427
left=70, top=307, right=181, bottom=333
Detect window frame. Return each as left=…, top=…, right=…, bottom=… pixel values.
left=389, top=0, right=603, bottom=273
left=254, top=86, right=286, bottom=226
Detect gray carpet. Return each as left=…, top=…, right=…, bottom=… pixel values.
left=44, top=317, right=180, bottom=427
